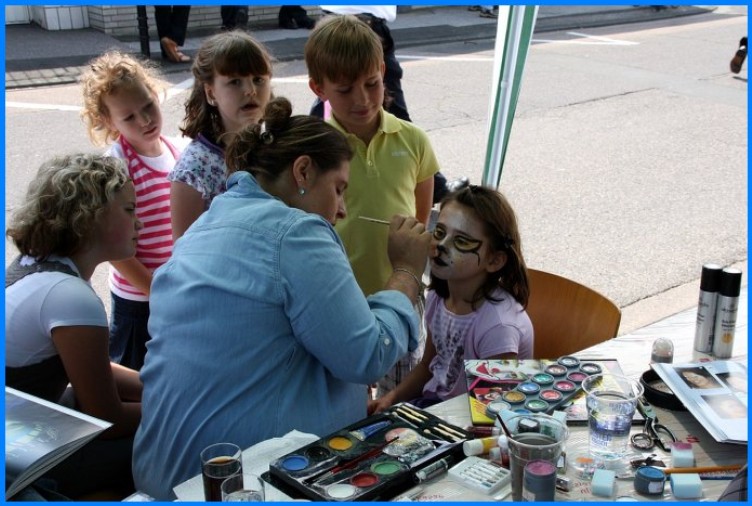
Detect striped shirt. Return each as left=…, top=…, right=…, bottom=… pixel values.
left=106, top=136, right=181, bottom=301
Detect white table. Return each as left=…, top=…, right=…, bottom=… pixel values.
left=424, top=286, right=747, bottom=501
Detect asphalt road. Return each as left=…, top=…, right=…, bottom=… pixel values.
left=5, top=7, right=747, bottom=333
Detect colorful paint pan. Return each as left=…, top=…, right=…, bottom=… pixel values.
left=580, top=362, right=603, bottom=375
left=502, top=390, right=527, bottom=404
left=350, top=472, right=379, bottom=488
left=554, top=380, right=576, bottom=393
left=370, top=460, right=406, bottom=476
left=532, top=373, right=554, bottom=386
left=567, top=371, right=588, bottom=383
left=557, top=356, right=580, bottom=368
left=517, top=382, right=541, bottom=395
left=544, top=364, right=568, bottom=377
left=304, top=445, right=332, bottom=461
left=326, top=483, right=357, bottom=499
left=327, top=435, right=354, bottom=451
left=525, top=399, right=549, bottom=412
left=539, top=389, right=563, bottom=402
left=513, top=408, right=532, bottom=415
left=485, top=400, right=511, bottom=418
left=280, top=455, right=309, bottom=472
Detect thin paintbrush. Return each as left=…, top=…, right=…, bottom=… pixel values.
left=358, top=216, right=390, bottom=225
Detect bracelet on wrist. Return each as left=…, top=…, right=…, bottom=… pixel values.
left=393, top=267, right=423, bottom=291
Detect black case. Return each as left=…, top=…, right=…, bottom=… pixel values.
left=268, top=403, right=472, bottom=501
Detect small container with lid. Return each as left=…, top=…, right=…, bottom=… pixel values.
left=650, top=337, right=674, bottom=364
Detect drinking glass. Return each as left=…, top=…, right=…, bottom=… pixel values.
left=582, top=373, right=644, bottom=462
left=221, top=472, right=264, bottom=502
left=201, top=442, right=243, bottom=501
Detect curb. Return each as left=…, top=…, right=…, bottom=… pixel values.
left=5, top=6, right=715, bottom=90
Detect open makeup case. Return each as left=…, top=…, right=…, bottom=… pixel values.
left=266, top=403, right=472, bottom=501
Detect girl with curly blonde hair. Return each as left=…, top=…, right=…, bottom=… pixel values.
left=80, top=50, right=182, bottom=370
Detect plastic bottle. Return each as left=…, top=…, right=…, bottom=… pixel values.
left=462, top=436, right=498, bottom=456
left=693, top=263, right=722, bottom=353
left=712, top=268, right=742, bottom=359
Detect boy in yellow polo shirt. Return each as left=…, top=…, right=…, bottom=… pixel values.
left=305, top=14, right=440, bottom=395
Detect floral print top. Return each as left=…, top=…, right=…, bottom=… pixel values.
left=168, top=134, right=226, bottom=209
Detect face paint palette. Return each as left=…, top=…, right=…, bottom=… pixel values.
left=268, top=403, right=471, bottom=501
left=465, top=358, right=640, bottom=425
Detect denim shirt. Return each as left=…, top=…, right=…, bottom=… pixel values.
left=133, top=171, right=419, bottom=500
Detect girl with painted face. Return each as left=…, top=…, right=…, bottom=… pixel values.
left=370, top=185, right=534, bottom=412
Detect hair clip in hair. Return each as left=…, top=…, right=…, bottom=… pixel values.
left=259, top=122, right=274, bottom=145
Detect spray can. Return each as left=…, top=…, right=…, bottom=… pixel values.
left=693, top=263, right=722, bottom=353
left=712, top=268, right=742, bottom=359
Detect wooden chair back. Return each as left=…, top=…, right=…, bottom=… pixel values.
left=526, top=268, right=621, bottom=359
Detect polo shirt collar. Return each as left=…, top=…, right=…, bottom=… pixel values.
left=330, top=109, right=401, bottom=139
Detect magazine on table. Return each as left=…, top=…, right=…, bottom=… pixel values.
left=5, top=387, right=112, bottom=499
left=651, top=360, right=747, bottom=444
left=464, top=358, right=643, bottom=425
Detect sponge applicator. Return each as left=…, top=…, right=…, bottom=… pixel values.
left=591, top=468, right=616, bottom=497
left=670, top=442, right=695, bottom=468
left=670, top=473, right=703, bottom=499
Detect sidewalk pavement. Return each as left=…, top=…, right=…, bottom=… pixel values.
left=5, top=5, right=713, bottom=89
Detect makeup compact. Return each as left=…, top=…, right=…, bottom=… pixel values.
left=268, top=403, right=470, bottom=501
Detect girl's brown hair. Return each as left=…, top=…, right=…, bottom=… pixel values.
left=79, top=51, right=167, bottom=146
left=430, top=185, right=530, bottom=308
left=181, top=31, right=274, bottom=140
left=7, top=153, right=130, bottom=260
left=225, top=97, right=352, bottom=181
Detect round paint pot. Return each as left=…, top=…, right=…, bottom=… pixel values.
left=580, top=362, right=602, bottom=375
left=304, top=446, right=332, bottom=462
left=327, top=435, right=355, bottom=451
left=531, top=373, right=554, bottom=386
left=486, top=400, right=511, bottom=419
left=553, top=380, right=576, bottom=393
left=326, top=483, right=357, bottom=499
left=350, top=472, right=379, bottom=488
left=280, top=454, right=309, bottom=472
left=544, top=364, right=568, bottom=377
left=517, top=382, right=541, bottom=395
left=557, top=356, right=580, bottom=368
left=513, top=408, right=532, bottom=415
left=502, top=390, right=527, bottom=404
left=539, top=389, right=563, bottom=403
left=567, top=371, right=588, bottom=384
left=370, top=460, right=407, bottom=476
left=524, top=399, right=549, bottom=413
left=634, top=466, right=666, bottom=496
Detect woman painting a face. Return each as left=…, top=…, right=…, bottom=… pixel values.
left=132, top=97, right=433, bottom=500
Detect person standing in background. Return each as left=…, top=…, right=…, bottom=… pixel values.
left=154, top=6, right=191, bottom=63
left=730, top=36, right=747, bottom=74
left=220, top=5, right=248, bottom=31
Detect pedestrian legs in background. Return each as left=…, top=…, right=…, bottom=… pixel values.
left=730, top=36, right=747, bottom=74
left=478, top=6, right=498, bottom=19
left=278, top=5, right=315, bottom=30
left=154, top=5, right=191, bottom=63
left=220, top=6, right=248, bottom=31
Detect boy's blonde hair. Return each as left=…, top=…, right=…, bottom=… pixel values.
left=7, top=154, right=130, bottom=260
left=182, top=31, right=274, bottom=140
left=304, top=15, right=383, bottom=85
left=79, top=51, right=167, bottom=146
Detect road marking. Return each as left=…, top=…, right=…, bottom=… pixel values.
left=6, top=101, right=81, bottom=111
left=533, top=32, right=639, bottom=45
left=398, top=54, right=494, bottom=62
